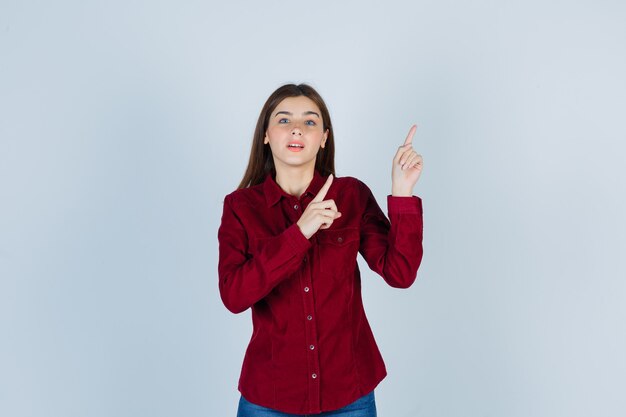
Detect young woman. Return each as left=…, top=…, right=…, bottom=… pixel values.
left=217, top=83, right=424, bottom=417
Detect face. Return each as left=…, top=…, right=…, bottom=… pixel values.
left=264, top=96, right=329, bottom=172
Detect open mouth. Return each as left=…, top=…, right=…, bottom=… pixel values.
left=287, top=142, right=305, bottom=151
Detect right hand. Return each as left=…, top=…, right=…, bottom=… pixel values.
left=297, top=174, right=342, bottom=239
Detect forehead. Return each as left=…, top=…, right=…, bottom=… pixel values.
left=274, top=96, right=322, bottom=114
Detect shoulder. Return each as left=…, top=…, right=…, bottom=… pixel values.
left=330, top=175, right=374, bottom=206
left=223, top=182, right=265, bottom=208
left=333, top=175, right=371, bottom=194
left=333, top=174, right=364, bottom=189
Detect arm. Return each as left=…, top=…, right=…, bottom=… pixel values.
left=358, top=181, right=423, bottom=288
left=217, top=194, right=312, bottom=314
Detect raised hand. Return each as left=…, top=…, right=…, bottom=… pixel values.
left=391, top=124, right=423, bottom=196
left=296, top=174, right=342, bottom=239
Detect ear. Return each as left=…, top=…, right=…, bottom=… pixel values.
left=264, top=132, right=269, bottom=145
left=321, top=129, right=329, bottom=148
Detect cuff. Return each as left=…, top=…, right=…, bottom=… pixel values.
left=387, top=195, right=423, bottom=214
left=284, top=223, right=313, bottom=254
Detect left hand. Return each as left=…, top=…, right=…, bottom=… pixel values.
left=391, top=124, right=423, bottom=196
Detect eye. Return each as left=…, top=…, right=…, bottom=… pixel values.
left=278, top=118, right=289, bottom=124
left=305, top=120, right=316, bottom=126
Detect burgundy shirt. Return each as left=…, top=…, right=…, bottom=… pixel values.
left=217, top=170, right=423, bottom=414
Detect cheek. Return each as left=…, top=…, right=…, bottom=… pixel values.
left=265, top=126, right=281, bottom=141
left=305, top=125, right=322, bottom=136
left=268, top=125, right=290, bottom=137
left=310, top=132, right=324, bottom=145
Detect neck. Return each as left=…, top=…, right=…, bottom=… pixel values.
left=274, top=165, right=315, bottom=198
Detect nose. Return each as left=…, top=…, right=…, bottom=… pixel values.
left=291, top=125, right=303, bottom=136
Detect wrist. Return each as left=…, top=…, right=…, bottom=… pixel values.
left=296, top=222, right=312, bottom=240
left=391, top=187, right=413, bottom=197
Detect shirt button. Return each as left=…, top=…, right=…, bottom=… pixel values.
left=307, top=315, right=312, bottom=321
left=304, top=286, right=310, bottom=292
left=294, top=204, right=299, bottom=210
left=312, top=373, right=317, bottom=379
left=337, top=237, right=343, bottom=243
left=309, top=345, right=315, bottom=350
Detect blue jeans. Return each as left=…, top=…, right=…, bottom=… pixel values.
left=236, top=391, right=377, bottom=417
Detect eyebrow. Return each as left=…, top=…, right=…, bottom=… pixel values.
left=274, top=110, right=321, bottom=118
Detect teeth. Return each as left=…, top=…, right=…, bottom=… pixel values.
left=288, top=144, right=304, bottom=148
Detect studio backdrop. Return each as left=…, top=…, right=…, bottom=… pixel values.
left=1, top=1, right=625, bottom=416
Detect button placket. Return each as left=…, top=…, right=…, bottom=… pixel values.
left=300, top=257, right=321, bottom=410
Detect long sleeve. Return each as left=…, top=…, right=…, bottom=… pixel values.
left=357, top=181, right=423, bottom=288
left=217, top=194, right=312, bottom=314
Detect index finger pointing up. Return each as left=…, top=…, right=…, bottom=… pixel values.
left=312, top=174, right=333, bottom=202
left=401, top=124, right=418, bottom=147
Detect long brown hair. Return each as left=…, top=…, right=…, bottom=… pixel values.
left=237, top=83, right=336, bottom=189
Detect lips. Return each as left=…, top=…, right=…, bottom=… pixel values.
left=287, top=141, right=305, bottom=152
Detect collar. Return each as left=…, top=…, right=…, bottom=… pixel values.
left=263, top=170, right=326, bottom=207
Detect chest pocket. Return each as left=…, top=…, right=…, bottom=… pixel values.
left=316, top=227, right=360, bottom=278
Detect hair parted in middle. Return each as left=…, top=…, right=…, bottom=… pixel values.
left=237, top=83, right=336, bottom=189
